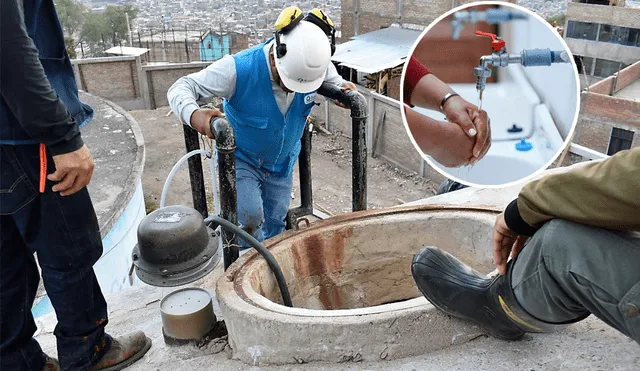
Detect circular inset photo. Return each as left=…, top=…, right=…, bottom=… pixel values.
left=400, top=1, right=580, bottom=188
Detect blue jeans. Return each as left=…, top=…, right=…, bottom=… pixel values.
left=236, top=158, right=293, bottom=246
left=0, top=145, right=111, bottom=371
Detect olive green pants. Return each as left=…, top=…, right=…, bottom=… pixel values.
left=511, top=219, right=640, bottom=344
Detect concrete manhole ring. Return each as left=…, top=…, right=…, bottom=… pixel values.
left=216, top=204, right=500, bottom=365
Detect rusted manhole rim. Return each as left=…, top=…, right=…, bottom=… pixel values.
left=221, top=204, right=500, bottom=317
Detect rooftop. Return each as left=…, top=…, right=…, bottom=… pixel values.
left=332, top=25, right=422, bottom=74
left=614, top=76, right=640, bottom=100
left=105, top=46, right=150, bottom=57
left=33, top=163, right=639, bottom=370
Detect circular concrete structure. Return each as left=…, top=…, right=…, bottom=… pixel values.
left=216, top=205, right=500, bottom=366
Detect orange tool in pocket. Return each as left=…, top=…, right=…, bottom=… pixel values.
left=39, top=143, right=46, bottom=193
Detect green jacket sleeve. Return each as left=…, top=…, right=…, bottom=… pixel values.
left=504, top=148, right=640, bottom=235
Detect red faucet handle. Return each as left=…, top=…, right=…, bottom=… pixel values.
left=474, top=30, right=506, bottom=52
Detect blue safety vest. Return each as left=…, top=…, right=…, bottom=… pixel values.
left=223, top=41, right=317, bottom=177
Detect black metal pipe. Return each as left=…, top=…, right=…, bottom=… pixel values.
left=204, top=215, right=293, bottom=307
left=182, top=125, right=208, bottom=218
left=210, top=118, right=239, bottom=270
left=286, top=124, right=313, bottom=229
left=317, top=82, right=368, bottom=211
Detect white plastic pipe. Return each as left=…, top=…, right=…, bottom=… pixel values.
left=160, top=149, right=219, bottom=216
left=209, top=150, right=220, bottom=214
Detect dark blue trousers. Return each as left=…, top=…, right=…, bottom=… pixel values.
left=0, top=145, right=111, bottom=371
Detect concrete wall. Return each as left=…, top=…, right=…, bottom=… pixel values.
left=340, top=0, right=516, bottom=40
left=310, top=89, right=445, bottom=183
left=565, top=2, right=640, bottom=67
left=566, top=2, right=640, bottom=29
left=565, top=38, right=640, bottom=65
left=144, top=62, right=211, bottom=109
left=615, top=59, right=640, bottom=91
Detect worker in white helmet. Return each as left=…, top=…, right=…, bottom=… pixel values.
left=168, top=7, right=356, bottom=245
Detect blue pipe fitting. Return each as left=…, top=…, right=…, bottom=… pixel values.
left=521, top=49, right=569, bottom=67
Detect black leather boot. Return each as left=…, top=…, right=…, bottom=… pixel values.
left=411, top=246, right=572, bottom=340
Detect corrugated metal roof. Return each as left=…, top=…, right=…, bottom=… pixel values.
left=105, top=46, right=150, bottom=56
left=332, top=26, right=422, bottom=74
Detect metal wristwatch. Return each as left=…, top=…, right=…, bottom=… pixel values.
left=439, top=92, right=460, bottom=112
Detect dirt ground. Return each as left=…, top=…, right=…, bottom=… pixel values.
left=130, top=107, right=437, bottom=217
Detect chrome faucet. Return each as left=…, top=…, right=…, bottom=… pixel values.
left=473, top=31, right=570, bottom=96
left=451, top=8, right=528, bottom=40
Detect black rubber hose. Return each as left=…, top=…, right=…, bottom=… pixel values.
left=204, top=215, right=293, bottom=307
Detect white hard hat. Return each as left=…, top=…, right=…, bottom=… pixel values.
left=274, top=20, right=331, bottom=93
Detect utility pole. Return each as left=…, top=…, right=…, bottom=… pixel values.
left=126, top=12, right=133, bottom=46
left=219, top=22, right=224, bottom=58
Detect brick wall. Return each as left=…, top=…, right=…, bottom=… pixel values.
left=340, top=0, right=516, bottom=40
left=403, top=0, right=450, bottom=20
left=358, top=15, right=400, bottom=36
left=586, top=60, right=640, bottom=95
left=589, top=75, right=615, bottom=94
left=74, top=57, right=143, bottom=110
left=358, top=0, right=399, bottom=15
left=340, top=13, right=355, bottom=42
left=574, top=59, right=640, bottom=153
left=581, top=92, right=640, bottom=126
left=614, top=60, right=640, bottom=93
left=574, top=116, right=640, bottom=153
left=575, top=90, right=640, bottom=152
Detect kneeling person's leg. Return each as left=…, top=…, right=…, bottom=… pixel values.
left=512, top=219, right=640, bottom=343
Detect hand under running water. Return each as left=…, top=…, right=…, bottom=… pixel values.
left=470, top=109, right=491, bottom=162
left=403, top=56, right=491, bottom=166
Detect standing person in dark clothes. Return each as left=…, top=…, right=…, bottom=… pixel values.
left=0, top=0, right=151, bottom=370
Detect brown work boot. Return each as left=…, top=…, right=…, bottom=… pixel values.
left=89, top=331, right=152, bottom=371
left=43, top=354, right=60, bottom=371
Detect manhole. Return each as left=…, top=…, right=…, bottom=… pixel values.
left=216, top=205, right=499, bottom=365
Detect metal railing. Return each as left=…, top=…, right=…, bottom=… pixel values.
left=182, top=82, right=368, bottom=269
left=568, top=142, right=609, bottom=160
